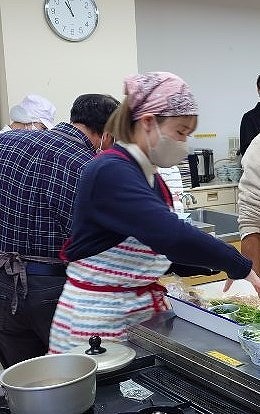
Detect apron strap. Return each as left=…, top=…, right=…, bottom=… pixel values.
left=154, top=173, right=173, bottom=209
left=0, top=252, right=65, bottom=314
left=0, top=252, right=27, bottom=315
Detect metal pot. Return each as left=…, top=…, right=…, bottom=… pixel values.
left=0, top=353, right=97, bottom=414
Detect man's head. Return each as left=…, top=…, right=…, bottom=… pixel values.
left=9, top=94, right=56, bottom=130
left=257, top=75, right=260, bottom=95
left=70, top=94, right=120, bottom=150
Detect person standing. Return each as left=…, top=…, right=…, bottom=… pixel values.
left=0, top=93, right=119, bottom=368
left=238, top=133, right=260, bottom=275
left=0, top=94, right=56, bottom=133
left=49, top=72, right=260, bottom=355
left=240, top=75, right=260, bottom=156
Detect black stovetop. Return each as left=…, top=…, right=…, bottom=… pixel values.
left=0, top=363, right=253, bottom=414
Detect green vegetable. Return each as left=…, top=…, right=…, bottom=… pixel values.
left=209, top=299, right=260, bottom=324
left=211, top=306, right=234, bottom=315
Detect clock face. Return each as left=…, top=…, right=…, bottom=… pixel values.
left=44, top=0, right=99, bottom=42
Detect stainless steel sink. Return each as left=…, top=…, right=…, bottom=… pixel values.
left=187, top=208, right=240, bottom=242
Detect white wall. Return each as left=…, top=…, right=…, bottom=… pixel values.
left=0, top=0, right=138, bottom=125
left=135, top=0, right=260, bottom=159
left=0, top=6, right=8, bottom=124
left=2, top=0, right=260, bottom=159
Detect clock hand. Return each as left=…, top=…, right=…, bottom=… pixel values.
left=65, top=0, right=75, bottom=17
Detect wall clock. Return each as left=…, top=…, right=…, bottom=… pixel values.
left=44, top=0, right=99, bottom=42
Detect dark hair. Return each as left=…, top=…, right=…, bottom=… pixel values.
left=257, top=75, right=260, bottom=90
left=70, top=94, right=120, bottom=135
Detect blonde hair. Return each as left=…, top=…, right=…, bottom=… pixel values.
left=105, top=97, right=134, bottom=143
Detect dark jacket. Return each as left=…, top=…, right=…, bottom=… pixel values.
left=240, top=102, right=260, bottom=156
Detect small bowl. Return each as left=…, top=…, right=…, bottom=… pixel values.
left=208, top=303, right=240, bottom=320
left=238, top=324, right=260, bottom=365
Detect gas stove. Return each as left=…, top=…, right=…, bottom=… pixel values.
left=0, top=363, right=252, bottom=414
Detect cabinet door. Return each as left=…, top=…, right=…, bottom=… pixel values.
left=188, top=187, right=235, bottom=209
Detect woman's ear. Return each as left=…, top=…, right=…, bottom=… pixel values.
left=139, top=114, right=156, bottom=132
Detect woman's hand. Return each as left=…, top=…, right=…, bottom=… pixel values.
left=223, top=269, right=260, bottom=297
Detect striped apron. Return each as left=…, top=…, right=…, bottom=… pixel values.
left=49, top=150, right=173, bottom=353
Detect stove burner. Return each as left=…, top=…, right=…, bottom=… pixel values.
left=117, top=401, right=197, bottom=414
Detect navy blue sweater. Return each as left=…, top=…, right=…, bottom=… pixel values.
left=65, top=146, right=252, bottom=280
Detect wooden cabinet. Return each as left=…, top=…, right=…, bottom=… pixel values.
left=184, top=183, right=238, bottom=213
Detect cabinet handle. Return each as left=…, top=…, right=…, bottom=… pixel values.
left=207, top=192, right=218, bottom=201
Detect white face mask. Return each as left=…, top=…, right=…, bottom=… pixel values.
left=147, top=122, right=189, bottom=167
left=25, top=123, right=38, bottom=131
left=96, top=134, right=105, bottom=154
left=31, top=123, right=38, bottom=131
left=96, top=134, right=116, bottom=154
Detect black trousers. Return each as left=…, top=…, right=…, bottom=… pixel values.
left=0, top=263, right=66, bottom=368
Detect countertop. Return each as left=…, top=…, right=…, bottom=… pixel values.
left=188, top=180, right=239, bottom=191
left=128, top=310, right=260, bottom=412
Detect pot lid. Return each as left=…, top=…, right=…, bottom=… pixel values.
left=69, top=336, right=136, bottom=374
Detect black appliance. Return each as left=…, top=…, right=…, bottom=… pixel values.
left=0, top=362, right=253, bottom=414
left=193, top=149, right=215, bottom=183
left=188, top=154, right=200, bottom=188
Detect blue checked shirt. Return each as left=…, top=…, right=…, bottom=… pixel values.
left=0, top=122, right=95, bottom=258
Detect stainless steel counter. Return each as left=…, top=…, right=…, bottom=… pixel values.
left=191, top=220, right=215, bottom=234
left=187, top=209, right=240, bottom=242
left=189, top=181, right=239, bottom=191
left=128, top=311, right=260, bottom=412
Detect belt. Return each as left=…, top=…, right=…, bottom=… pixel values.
left=68, top=277, right=167, bottom=312
left=26, top=262, right=66, bottom=277
left=0, top=252, right=66, bottom=315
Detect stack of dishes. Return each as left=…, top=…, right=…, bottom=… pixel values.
left=215, top=165, right=229, bottom=182
left=215, top=163, right=242, bottom=183
left=177, top=157, right=192, bottom=189
left=227, top=164, right=242, bottom=182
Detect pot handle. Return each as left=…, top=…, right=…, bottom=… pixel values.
left=85, top=336, right=107, bottom=355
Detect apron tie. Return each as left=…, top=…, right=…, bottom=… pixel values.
left=68, top=277, right=167, bottom=312
left=0, top=252, right=65, bottom=315
left=0, top=252, right=28, bottom=315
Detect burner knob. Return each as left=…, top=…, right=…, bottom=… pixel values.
left=85, top=335, right=107, bottom=355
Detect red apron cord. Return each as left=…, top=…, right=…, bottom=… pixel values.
left=68, top=277, right=167, bottom=312
left=154, top=173, right=173, bottom=209
left=59, top=237, right=72, bottom=261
